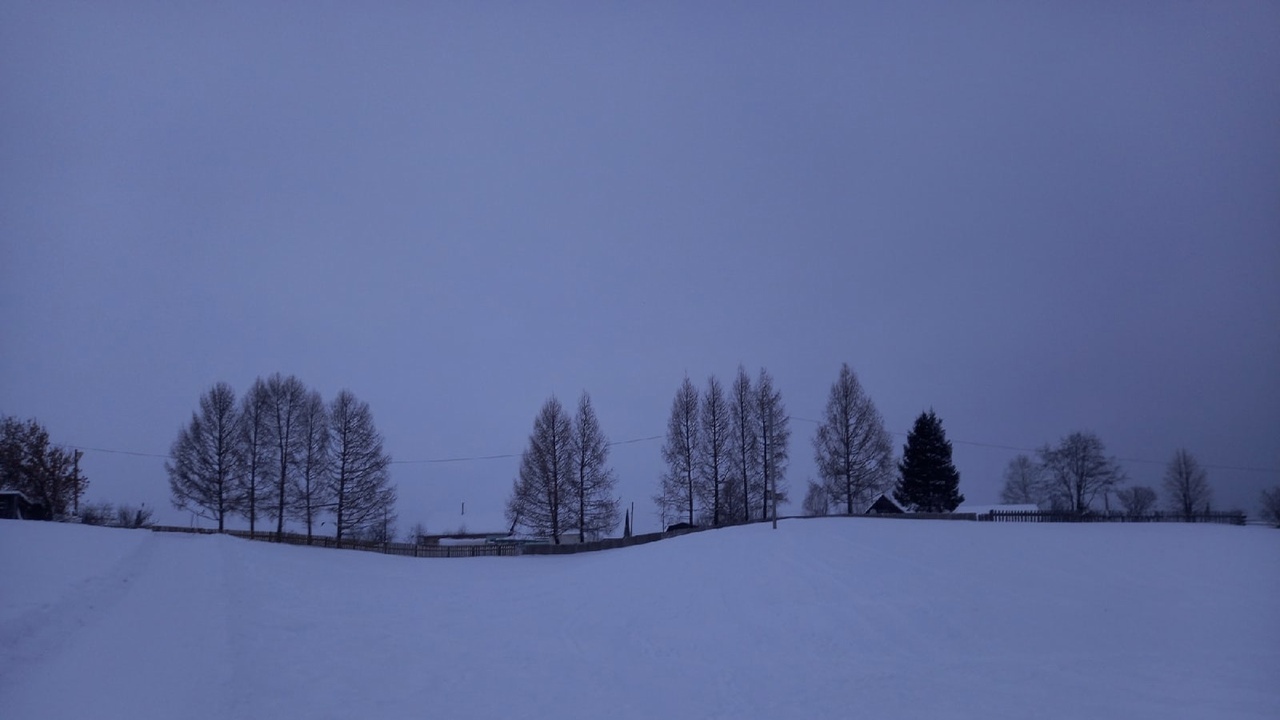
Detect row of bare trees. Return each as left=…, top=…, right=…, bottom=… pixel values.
left=1000, top=439, right=1217, bottom=519
left=504, top=392, right=620, bottom=543
left=166, top=375, right=395, bottom=544
left=655, top=366, right=791, bottom=528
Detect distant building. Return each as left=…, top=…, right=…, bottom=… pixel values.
left=956, top=504, right=1040, bottom=515
left=417, top=532, right=510, bottom=546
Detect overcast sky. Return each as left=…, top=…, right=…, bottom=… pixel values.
left=2, top=2, right=1277, bottom=534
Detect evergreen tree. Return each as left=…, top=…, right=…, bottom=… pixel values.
left=893, top=410, right=964, bottom=512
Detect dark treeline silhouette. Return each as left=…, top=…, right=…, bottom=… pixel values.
left=166, top=375, right=395, bottom=544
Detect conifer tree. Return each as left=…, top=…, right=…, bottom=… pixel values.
left=893, top=410, right=964, bottom=512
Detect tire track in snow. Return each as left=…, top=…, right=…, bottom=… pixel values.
left=1, top=532, right=239, bottom=720
left=0, top=530, right=160, bottom=687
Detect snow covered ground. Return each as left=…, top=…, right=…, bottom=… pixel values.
left=1, top=518, right=1276, bottom=720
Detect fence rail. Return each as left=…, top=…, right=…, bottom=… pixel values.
left=978, top=510, right=1247, bottom=525
left=149, top=526, right=523, bottom=557
left=150, top=508, right=1249, bottom=560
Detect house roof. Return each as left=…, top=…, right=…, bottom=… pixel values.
left=864, top=494, right=904, bottom=514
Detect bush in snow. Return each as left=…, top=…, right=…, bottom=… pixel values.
left=1261, top=487, right=1280, bottom=528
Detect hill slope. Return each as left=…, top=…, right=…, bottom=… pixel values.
left=1, top=518, right=1277, bottom=720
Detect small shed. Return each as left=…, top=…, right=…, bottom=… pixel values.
left=865, top=494, right=905, bottom=515
left=0, top=491, right=48, bottom=520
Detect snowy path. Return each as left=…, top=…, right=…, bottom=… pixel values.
left=1, top=528, right=235, bottom=719
left=1, top=518, right=1277, bottom=719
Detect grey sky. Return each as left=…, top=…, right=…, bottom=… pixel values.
left=2, top=2, right=1277, bottom=533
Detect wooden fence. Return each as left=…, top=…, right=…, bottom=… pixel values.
left=150, top=508, right=1249, bottom=560
left=151, top=521, right=724, bottom=558
left=978, top=510, right=1247, bottom=525
left=150, top=526, right=522, bottom=557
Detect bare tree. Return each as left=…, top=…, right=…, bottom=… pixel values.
left=327, top=390, right=395, bottom=546
left=659, top=377, right=700, bottom=527
left=1038, top=432, right=1126, bottom=514
left=802, top=480, right=829, bottom=516
left=115, top=503, right=154, bottom=529
left=756, top=368, right=790, bottom=525
left=570, top=391, right=620, bottom=541
left=261, top=373, right=311, bottom=541
left=405, top=521, right=428, bottom=544
left=237, top=379, right=273, bottom=536
left=1260, top=486, right=1280, bottom=528
left=289, top=389, right=332, bottom=543
left=505, top=396, right=575, bottom=543
left=361, top=500, right=397, bottom=545
left=999, top=454, right=1044, bottom=506
left=813, top=363, right=894, bottom=515
left=697, top=375, right=731, bottom=526
left=727, top=366, right=759, bottom=524
left=1163, top=448, right=1211, bottom=521
left=166, top=382, right=243, bottom=531
left=1116, top=486, right=1157, bottom=518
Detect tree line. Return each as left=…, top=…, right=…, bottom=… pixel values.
left=997, top=434, right=1265, bottom=521
left=654, top=366, right=792, bottom=528
left=1, top=415, right=89, bottom=517
left=504, top=392, right=620, bottom=543
left=656, top=363, right=965, bottom=529
left=166, top=374, right=396, bottom=545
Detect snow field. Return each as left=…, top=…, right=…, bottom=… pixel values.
left=0, top=517, right=1276, bottom=720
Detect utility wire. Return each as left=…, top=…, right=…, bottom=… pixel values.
left=390, top=434, right=664, bottom=464
left=783, top=416, right=1277, bottom=474
left=58, top=426, right=1278, bottom=476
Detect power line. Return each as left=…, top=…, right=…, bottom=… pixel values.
left=58, top=444, right=171, bottom=460
left=56, top=429, right=1279, bottom=476
left=389, top=434, right=664, bottom=465
left=785, top=417, right=1277, bottom=475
